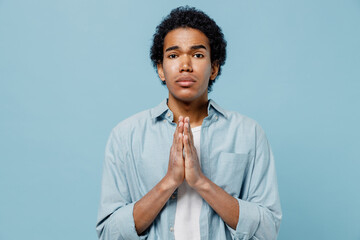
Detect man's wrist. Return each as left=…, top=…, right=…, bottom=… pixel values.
left=192, top=174, right=211, bottom=193
left=161, top=174, right=180, bottom=193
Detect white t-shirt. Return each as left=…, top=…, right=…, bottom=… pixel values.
left=174, top=126, right=203, bottom=240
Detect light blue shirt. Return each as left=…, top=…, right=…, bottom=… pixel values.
left=96, top=99, right=282, bottom=240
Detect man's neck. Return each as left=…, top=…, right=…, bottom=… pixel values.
left=167, top=96, right=208, bottom=127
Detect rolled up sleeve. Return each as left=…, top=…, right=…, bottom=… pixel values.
left=96, top=130, right=147, bottom=240
left=227, top=124, right=282, bottom=240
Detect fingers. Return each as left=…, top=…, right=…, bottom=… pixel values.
left=176, top=126, right=183, bottom=153
left=183, top=134, right=191, bottom=160
left=183, top=117, right=194, bottom=147
left=183, top=117, right=195, bottom=163
left=178, top=116, right=184, bottom=136
left=173, top=116, right=184, bottom=144
left=175, top=116, right=184, bottom=155
left=173, top=116, right=196, bottom=158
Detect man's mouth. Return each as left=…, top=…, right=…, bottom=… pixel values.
left=176, top=76, right=196, bottom=87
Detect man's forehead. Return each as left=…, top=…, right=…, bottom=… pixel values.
left=163, top=28, right=210, bottom=51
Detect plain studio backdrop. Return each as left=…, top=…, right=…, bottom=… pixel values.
left=0, top=0, right=359, bottom=239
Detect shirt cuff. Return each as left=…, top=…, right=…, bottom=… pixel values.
left=227, top=198, right=260, bottom=240
left=106, top=202, right=148, bottom=240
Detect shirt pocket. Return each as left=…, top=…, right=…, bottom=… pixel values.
left=211, top=152, right=251, bottom=197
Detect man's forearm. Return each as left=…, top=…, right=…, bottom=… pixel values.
left=193, top=174, right=239, bottom=230
left=133, top=175, right=178, bottom=235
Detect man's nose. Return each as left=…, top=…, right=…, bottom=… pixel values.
left=179, top=55, right=192, bottom=72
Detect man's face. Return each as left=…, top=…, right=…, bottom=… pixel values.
left=157, top=27, right=219, bottom=103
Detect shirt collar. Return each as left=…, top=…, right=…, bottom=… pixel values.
left=150, top=98, right=228, bottom=121
left=208, top=99, right=228, bottom=119
left=150, top=99, right=170, bottom=120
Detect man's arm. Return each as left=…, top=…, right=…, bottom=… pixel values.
left=132, top=174, right=178, bottom=234
left=133, top=118, right=185, bottom=234
left=97, top=118, right=186, bottom=239
left=193, top=175, right=240, bottom=229
left=183, top=117, right=239, bottom=229
left=183, top=118, right=282, bottom=239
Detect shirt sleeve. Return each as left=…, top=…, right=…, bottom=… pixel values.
left=227, top=124, right=282, bottom=240
left=96, top=130, right=147, bottom=240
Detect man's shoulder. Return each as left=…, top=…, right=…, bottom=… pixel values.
left=209, top=99, right=260, bottom=129
left=112, top=99, right=167, bottom=132
left=114, top=108, right=151, bottom=130
left=222, top=108, right=269, bottom=139
left=225, top=110, right=260, bottom=129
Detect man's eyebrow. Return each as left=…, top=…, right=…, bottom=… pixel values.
left=165, top=45, right=207, bottom=52
left=191, top=45, right=207, bottom=50
left=165, top=46, right=179, bottom=52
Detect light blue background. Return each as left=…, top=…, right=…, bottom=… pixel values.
left=1, top=0, right=359, bottom=239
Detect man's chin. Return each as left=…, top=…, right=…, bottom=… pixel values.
left=171, top=93, right=207, bottom=104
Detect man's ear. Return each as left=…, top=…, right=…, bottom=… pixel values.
left=210, top=61, right=219, bottom=81
left=157, top=63, right=166, bottom=82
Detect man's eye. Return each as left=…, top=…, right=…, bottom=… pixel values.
left=168, top=54, right=177, bottom=59
left=194, top=53, right=204, bottom=58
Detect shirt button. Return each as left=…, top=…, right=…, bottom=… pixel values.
left=167, top=113, right=171, bottom=117
left=170, top=226, right=174, bottom=232
left=163, top=119, right=166, bottom=122
left=215, top=115, right=218, bottom=120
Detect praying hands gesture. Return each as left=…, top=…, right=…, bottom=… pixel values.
left=134, top=116, right=239, bottom=235
left=166, top=116, right=204, bottom=189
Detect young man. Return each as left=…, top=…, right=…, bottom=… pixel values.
left=96, top=6, right=282, bottom=240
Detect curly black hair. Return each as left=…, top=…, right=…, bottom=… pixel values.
left=150, top=6, right=227, bottom=92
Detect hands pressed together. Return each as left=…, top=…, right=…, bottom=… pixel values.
left=166, top=116, right=204, bottom=189
left=134, top=116, right=239, bottom=235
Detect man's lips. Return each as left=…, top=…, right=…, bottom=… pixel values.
left=176, top=76, right=196, bottom=87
